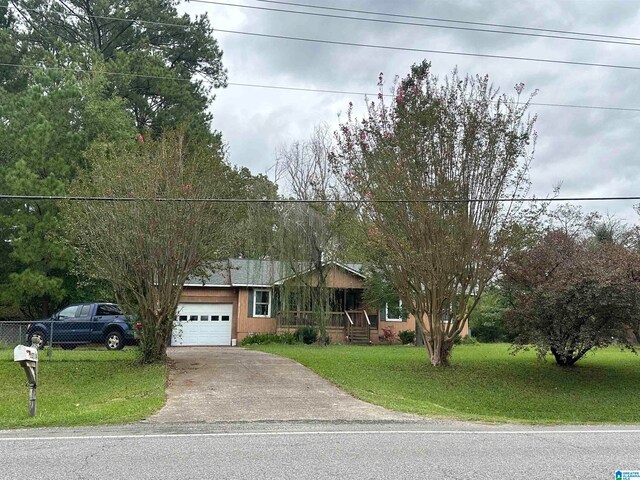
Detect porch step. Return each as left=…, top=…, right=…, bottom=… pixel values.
left=349, top=328, right=370, bottom=345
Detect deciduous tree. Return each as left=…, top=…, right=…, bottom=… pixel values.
left=502, top=230, right=639, bottom=366
left=67, top=132, right=237, bottom=362
left=333, top=61, right=538, bottom=366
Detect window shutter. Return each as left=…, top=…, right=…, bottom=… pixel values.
left=270, top=289, right=276, bottom=318
left=380, top=305, right=387, bottom=322
left=248, top=288, right=254, bottom=318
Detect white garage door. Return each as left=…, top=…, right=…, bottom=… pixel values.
left=171, top=303, right=233, bottom=346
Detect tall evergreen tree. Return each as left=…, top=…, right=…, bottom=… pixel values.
left=0, top=65, right=135, bottom=318
left=8, top=0, right=227, bottom=143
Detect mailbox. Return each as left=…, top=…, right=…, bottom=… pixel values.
left=14, top=345, right=38, bottom=386
left=14, top=344, right=38, bottom=417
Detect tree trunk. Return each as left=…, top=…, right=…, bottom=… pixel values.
left=138, top=314, right=172, bottom=363
left=415, top=319, right=425, bottom=347
left=550, top=346, right=591, bottom=367
left=422, top=319, right=454, bottom=367
left=425, top=339, right=453, bottom=366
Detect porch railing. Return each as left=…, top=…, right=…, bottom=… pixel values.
left=276, top=311, right=346, bottom=329
left=276, top=310, right=373, bottom=330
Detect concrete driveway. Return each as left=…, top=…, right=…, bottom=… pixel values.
left=148, top=347, right=417, bottom=423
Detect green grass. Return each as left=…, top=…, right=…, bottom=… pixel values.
left=250, top=343, right=640, bottom=424
left=0, top=348, right=167, bottom=429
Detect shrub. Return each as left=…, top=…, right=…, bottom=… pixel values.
left=240, top=332, right=297, bottom=346
left=380, top=327, right=398, bottom=344
left=398, top=330, right=415, bottom=345
left=468, top=289, right=512, bottom=343
left=455, top=335, right=479, bottom=346
left=295, top=326, right=318, bottom=344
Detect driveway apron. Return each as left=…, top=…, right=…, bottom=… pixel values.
left=148, top=347, right=416, bottom=423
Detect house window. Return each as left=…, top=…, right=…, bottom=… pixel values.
left=253, top=289, right=272, bottom=317
left=386, top=299, right=403, bottom=322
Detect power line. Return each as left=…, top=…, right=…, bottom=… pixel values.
left=255, top=0, right=640, bottom=43
left=1, top=194, right=640, bottom=204
left=2, top=62, right=640, bottom=113
left=211, top=28, right=640, bottom=72
left=6, top=1, right=639, bottom=47
left=189, top=0, right=640, bottom=47
left=222, top=82, right=640, bottom=113
left=4, top=3, right=640, bottom=71
left=1, top=2, right=195, bottom=31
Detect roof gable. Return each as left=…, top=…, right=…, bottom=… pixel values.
left=184, top=259, right=364, bottom=288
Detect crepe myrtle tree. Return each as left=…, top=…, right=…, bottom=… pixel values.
left=332, top=61, right=539, bottom=366
left=502, top=230, right=640, bottom=366
left=66, top=132, right=236, bottom=362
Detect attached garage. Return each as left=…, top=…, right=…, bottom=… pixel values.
left=171, top=303, right=233, bottom=346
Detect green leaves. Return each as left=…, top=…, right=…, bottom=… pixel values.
left=12, top=0, right=226, bottom=140
left=503, top=231, right=640, bottom=366
left=0, top=61, right=135, bottom=317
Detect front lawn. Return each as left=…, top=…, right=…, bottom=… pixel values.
left=251, top=343, right=640, bottom=424
left=0, top=348, right=166, bottom=429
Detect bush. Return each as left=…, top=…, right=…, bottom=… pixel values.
left=455, top=335, right=479, bottom=346
left=240, top=332, right=297, bottom=346
left=398, top=330, right=415, bottom=345
left=379, top=327, right=398, bottom=344
left=468, top=289, right=512, bottom=343
left=295, top=326, right=318, bottom=345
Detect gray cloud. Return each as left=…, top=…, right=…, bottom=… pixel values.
left=181, top=0, right=640, bottom=221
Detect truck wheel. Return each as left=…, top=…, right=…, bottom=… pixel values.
left=28, top=329, right=46, bottom=350
left=61, top=344, right=77, bottom=350
left=105, top=330, right=124, bottom=351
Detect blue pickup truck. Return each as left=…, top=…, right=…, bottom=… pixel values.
left=26, top=302, right=138, bottom=351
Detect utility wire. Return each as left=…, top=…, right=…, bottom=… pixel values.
left=4, top=3, right=640, bottom=71
left=6, top=1, right=639, bottom=47
left=2, top=62, right=639, bottom=113
left=1, top=194, right=640, bottom=204
left=224, top=82, right=640, bottom=113
left=255, top=0, right=640, bottom=43
left=189, top=0, right=640, bottom=47
left=211, top=29, right=640, bottom=72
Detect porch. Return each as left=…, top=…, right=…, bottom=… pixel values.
left=275, top=310, right=378, bottom=344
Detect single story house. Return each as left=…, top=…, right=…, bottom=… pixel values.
left=172, top=258, right=468, bottom=346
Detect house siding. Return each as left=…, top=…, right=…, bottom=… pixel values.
left=374, top=313, right=468, bottom=343
left=237, top=288, right=277, bottom=341
left=325, top=267, right=364, bottom=289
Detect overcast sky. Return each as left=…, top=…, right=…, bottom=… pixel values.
left=180, top=0, right=640, bottom=222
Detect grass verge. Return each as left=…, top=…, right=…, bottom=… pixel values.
left=250, top=343, right=640, bottom=424
left=0, top=348, right=166, bottom=429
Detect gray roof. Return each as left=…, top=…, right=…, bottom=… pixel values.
left=185, top=259, right=364, bottom=287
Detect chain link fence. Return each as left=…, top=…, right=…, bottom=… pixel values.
left=0, top=319, right=138, bottom=360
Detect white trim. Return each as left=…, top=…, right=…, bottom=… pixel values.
left=253, top=289, right=272, bottom=317
left=273, top=261, right=365, bottom=285
left=385, top=299, right=403, bottom=322
left=3, top=428, right=639, bottom=441
left=333, top=262, right=366, bottom=278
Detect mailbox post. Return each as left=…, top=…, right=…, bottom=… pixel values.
left=14, top=343, right=38, bottom=417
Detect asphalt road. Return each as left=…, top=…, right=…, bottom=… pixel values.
left=1, top=422, right=638, bottom=479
